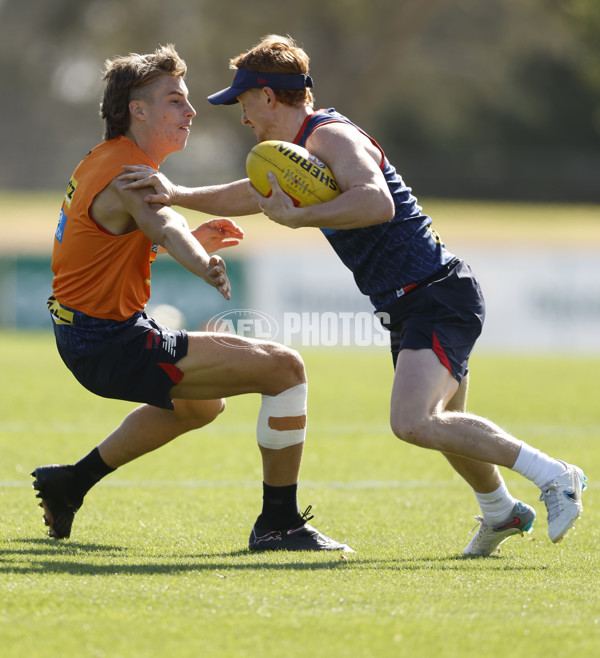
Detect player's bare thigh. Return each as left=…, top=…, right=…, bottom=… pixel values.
left=391, top=348, right=459, bottom=423
left=171, top=331, right=305, bottom=400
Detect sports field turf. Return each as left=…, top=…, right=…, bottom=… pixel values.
left=0, top=332, right=598, bottom=657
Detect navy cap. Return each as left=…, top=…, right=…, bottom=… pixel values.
left=207, top=69, right=313, bottom=105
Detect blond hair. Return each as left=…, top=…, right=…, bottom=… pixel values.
left=100, top=44, right=187, bottom=140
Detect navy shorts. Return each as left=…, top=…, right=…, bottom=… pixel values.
left=379, top=259, right=485, bottom=383
left=48, top=296, right=188, bottom=410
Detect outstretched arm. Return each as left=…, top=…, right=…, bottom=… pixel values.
left=120, top=165, right=260, bottom=217
left=141, top=206, right=231, bottom=300
left=99, top=177, right=232, bottom=300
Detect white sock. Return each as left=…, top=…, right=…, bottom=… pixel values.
left=474, top=481, right=518, bottom=526
left=511, top=443, right=567, bottom=489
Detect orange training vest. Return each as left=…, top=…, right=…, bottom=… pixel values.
left=52, top=136, right=159, bottom=321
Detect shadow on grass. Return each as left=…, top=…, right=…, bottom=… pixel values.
left=381, top=555, right=549, bottom=572
left=0, top=538, right=548, bottom=575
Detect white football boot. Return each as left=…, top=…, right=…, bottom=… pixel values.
left=540, top=462, right=587, bottom=543
left=463, top=501, right=536, bottom=557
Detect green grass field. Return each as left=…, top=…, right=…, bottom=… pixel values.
left=0, top=332, right=598, bottom=657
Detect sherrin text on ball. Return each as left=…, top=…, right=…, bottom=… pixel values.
left=246, top=140, right=340, bottom=207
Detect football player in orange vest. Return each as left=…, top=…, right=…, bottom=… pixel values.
left=33, top=44, right=353, bottom=553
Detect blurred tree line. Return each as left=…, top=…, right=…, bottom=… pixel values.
left=1, top=0, right=599, bottom=201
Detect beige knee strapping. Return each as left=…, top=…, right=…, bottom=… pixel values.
left=256, top=383, right=307, bottom=449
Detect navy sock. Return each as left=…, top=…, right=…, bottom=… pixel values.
left=72, top=447, right=115, bottom=499
left=255, top=482, right=301, bottom=530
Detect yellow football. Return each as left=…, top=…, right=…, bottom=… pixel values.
left=246, top=140, right=340, bottom=207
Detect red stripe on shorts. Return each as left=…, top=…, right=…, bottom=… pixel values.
left=432, top=332, right=452, bottom=375
left=158, top=362, right=184, bottom=384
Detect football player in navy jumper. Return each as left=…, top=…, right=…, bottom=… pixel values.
left=122, top=35, right=586, bottom=556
